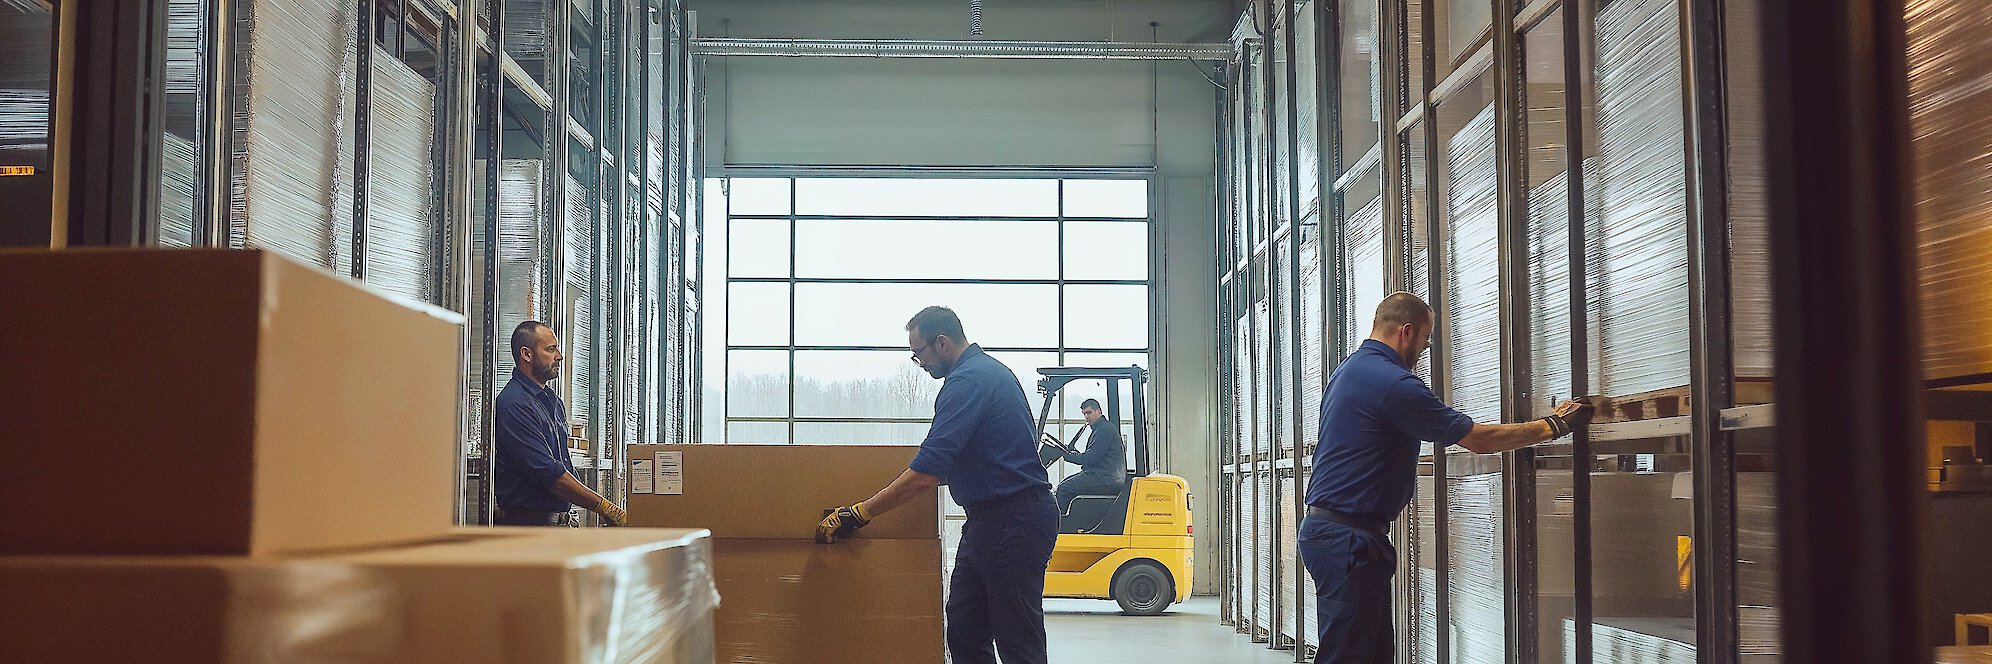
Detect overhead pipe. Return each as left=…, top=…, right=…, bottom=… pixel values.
left=691, top=37, right=1230, bottom=61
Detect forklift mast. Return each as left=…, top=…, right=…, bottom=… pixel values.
left=1031, top=366, right=1150, bottom=477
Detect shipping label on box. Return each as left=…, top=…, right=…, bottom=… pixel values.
left=656, top=451, right=683, bottom=495
left=631, top=459, right=655, bottom=494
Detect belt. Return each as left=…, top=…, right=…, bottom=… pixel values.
left=1307, top=505, right=1388, bottom=535
left=496, top=508, right=574, bottom=526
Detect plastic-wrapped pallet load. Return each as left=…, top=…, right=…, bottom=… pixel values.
left=160, top=132, right=201, bottom=249
left=626, top=445, right=945, bottom=663
left=1238, top=468, right=1258, bottom=632
left=1300, top=233, right=1325, bottom=454
left=506, top=0, right=554, bottom=73
left=1907, top=0, right=1992, bottom=381
left=1527, top=172, right=1579, bottom=418
left=1344, top=193, right=1387, bottom=359
left=1235, top=317, right=1255, bottom=462
left=1937, top=647, right=1992, bottom=663
left=1445, top=105, right=1503, bottom=424
left=365, top=46, right=438, bottom=304
left=466, top=159, right=551, bottom=456
left=1735, top=473, right=1781, bottom=657
left=1280, top=473, right=1301, bottom=645
left=1724, top=0, right=1774, bottom=379
left=1565, top=617, right=1696, bottom=664
left=0, top=528, right=719, bottom=664
left=158, top=0, right=204, bottom=248
left=1255, top=473, right=1274, bottom=639
left=228, top=0, right=361, bottom=271
left=1448, top=470, right=1506, bottom=664
left=566, top=175, right=594, bottom=425
left=1414, top=476, right=1438, bottom=661
left=0, top=3, right=51, bottom=155
left=1586, top=0, right=1691, bottom=397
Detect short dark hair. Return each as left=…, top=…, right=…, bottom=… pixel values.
left=1370, top=291, right=1433, bottom=333
left=511, top=320, right=552, bottom=362
left=1080, top=398, right=1102, bottom=411
left=905, top=306, right=967, bottom=345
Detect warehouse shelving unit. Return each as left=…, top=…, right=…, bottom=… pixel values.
left=1216, top=0, right=1788, bottom=661
left=111, top=0, right=702, bottom=526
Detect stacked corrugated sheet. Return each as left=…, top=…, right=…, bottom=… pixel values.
left=365, top=46, right=437, bottom=303
left=565, top=176, right=594, bottom=426
left=1585, top=0, right=1691, bottom=396
left=1447, top=470, right=1506, bottom=664
left=1300, top=233, right=1324, bottom=454
left=495, top=159, right=550, bottom=382
left=1564, top=617, right=1696, bottom=664
left=1279, top=473, right=1301, bottom=645
left=505, top=0, right=553, bottom=72
left=1735, top=473, right=1781, bottom=657
left=1239, top=470, right=1260, bottom=635
left=159, top=0, right=203, bottom=247
left=1295, top=8, right=1321, bottom=210
left=159, top=132, right=200, bottom=249
left=1235, top=318, right=1255, bottom=462
left=229, top=0, right=360, bottom=271
left=1414, top=477, right=1438, bottom=661
left=1527, top=173, right=1576, bottom=418
left=1253, top=300, right=1273, bottom=637
left=1445, top=105, right=1503, bottom=424
left=1908, top=0, right=1992, bottom=381
left=1725, top=0, right=1774, bottom=379
left=0, top=2, right=50, bottom=155
left=1344, top=193, right=1387, bottom=359
left=1407, top=132, right=1434, bottom=384
left=1223, top=477, right=1239, bottom=626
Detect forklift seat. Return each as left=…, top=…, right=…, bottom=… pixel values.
left=1059, top=475, right=1134, bottom=535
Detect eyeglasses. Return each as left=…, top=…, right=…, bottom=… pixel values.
left=909, top=341, right=932, bottom=366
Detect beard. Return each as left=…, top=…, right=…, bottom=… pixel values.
left=924, top=361, right=952, bottom=379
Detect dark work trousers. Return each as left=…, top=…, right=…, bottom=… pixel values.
left=949, top=488, right=1059, bottom=664
left=493, top=509, right=572, bottom=526
left=1298, top=516, right=1397, bottom=664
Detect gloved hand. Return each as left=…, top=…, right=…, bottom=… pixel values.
left=1543, top=399, right=1595, bottom=438
left=815, top=502, right=872, bottom=544
left=593, top=499, right=629, bottom=527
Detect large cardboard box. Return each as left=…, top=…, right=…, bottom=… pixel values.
left=625, top=444, right=939, bottom=540
left=0, top=249, right=460, bottom=555
left=711, top=539, right=946, bottom=664
left=0, top=528, right=718, bottom=664
left=625, top=444, right=946, bottom=664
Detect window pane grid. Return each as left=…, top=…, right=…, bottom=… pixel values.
left=719, top=175, right=1154, bottom=444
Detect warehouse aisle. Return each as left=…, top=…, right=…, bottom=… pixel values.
left=1046, top=597, right=1303, bottom=664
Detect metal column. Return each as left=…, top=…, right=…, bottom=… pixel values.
left=1757, top=0, right=1927, bottom=661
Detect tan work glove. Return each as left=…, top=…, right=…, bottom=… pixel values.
left=593, top=499, right=629, bottom=527
left=1543, top=399, right=1595, bottom=438
left=815, top=502, right=872, bottom=544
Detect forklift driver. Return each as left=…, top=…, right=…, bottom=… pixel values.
left=1054, top=398, right=1126, bottom=515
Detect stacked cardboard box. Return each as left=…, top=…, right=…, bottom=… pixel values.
left=0, top=250, right=717, bottom=663
left=626, top=444, right=947, bottom=664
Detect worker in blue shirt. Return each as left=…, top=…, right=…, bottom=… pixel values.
left=817, top=306, right=1058, bottom=664
left=1053, top=398, right=1126, bottom=515
left=492, top=321, right=628, bottom=527
left=1303, top=293, right=1589, bottom=663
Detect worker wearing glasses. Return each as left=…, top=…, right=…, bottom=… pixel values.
left=816, top=305, right=1058, bottom=664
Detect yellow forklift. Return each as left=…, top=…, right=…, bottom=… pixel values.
left=1031, top=366, right=1194, bottom=615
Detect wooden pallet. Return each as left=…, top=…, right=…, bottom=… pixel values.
left=1589, top=380, right=1775, bottom=424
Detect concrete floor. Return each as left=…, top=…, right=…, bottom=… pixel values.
left=1045, top=597, right=1303, bottom=664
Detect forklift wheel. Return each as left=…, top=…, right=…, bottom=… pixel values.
left=1112, top=561, right=1175, bottom=616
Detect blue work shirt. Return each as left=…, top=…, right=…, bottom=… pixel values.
left=1062, top=419, right=1126, bottom=487
left=1307, top=339, right=1475, bottom=521
left=493, top=373, right=577, bottom=512
left=908, top=344, right=1053, bottom=507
